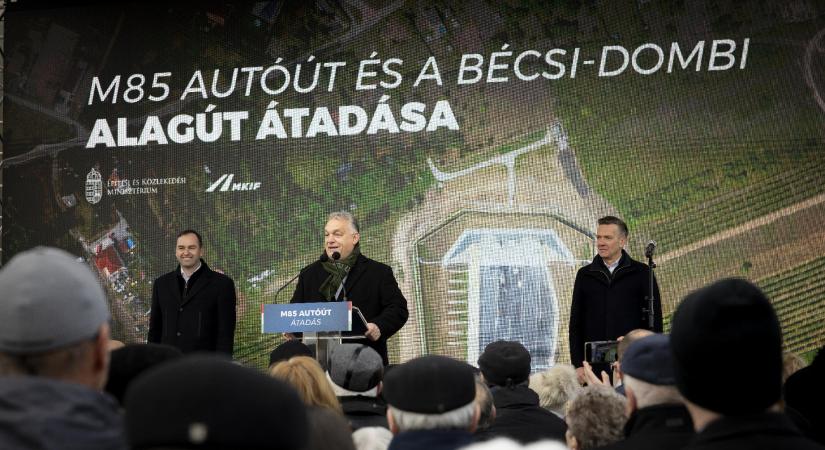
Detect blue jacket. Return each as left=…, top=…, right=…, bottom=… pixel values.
left=0, top=376, right=127, bottom=450
left=389, top=429, right=475, bottom=450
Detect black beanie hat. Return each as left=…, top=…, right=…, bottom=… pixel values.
left=269, top=339, right=314, bottom=367
left=383, top=355, right=475, bottom=414
left=125, top=355, right=308, bottom=449
left=670, top=278, right=782, bottom=415
left=105, top=343, right=183, bottom=404
left=478, top=340, right=531, bottom=387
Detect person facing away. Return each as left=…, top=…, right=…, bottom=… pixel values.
left=670, top=278, right=825, bottom=450
left=475, top=340, right=567, bottom=444
left=0, top=247, right=127, bottom=449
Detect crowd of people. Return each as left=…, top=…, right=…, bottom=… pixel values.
left=1, top=246, right=824, bottom=450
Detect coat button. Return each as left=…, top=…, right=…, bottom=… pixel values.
left=179, top=308, right=183, bottom=312
left=176, top=331, right=182, bottom=336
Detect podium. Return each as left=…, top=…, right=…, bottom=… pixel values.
left=262, top=301, right=368, bottom=369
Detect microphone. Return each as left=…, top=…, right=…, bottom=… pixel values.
left=645, top=240, right=657, bottom=258
left=274, top=253, right=327, bottom=301
left=330, top=251, right=349, bottom=301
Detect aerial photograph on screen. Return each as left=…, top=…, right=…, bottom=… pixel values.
left=3, top=0, right=824, bottom=368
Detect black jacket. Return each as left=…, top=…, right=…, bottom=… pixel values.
left=340, top=396, right=388, bottom=430
left=148, top=260, right=237, bottom=355
left=569, top=250, right=662, bottom=367
left=597, top=404, right=694, bottom=450
left=475, top=385, right=567, bottom=444
left=684, top=412, right=825, bottom=450
left=291, top=253, right=408, bottom=364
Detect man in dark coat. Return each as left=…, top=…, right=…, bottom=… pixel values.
left=569, top=216, right=662, bottom=382
left=290, top=211, right=408, bottom=365
left=148, top=230, right=237, bottom=355
left=475, top=341, right=567, bottom=443
left=597, top=334, right=694, bottom=450
left=671, top=278, right=825, bottom=450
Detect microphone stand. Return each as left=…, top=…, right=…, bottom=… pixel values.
left=275, top=252, right=327, bottom=303
left=644, top=250, right=656, bottom=330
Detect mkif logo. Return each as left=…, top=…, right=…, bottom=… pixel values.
left=206, top=174, right=262, bottom=192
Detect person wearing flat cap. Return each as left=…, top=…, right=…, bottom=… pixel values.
left=382, top=355, right=479, bottom=450
left=670, top=278, right=825, bottom=450
left=475, top=341, right=567, bottom=444
left=0, top=247, right=127, bottom=449
left=597, top=333, right=694, bottom=450
left=328, top=344, right=389, bottom=430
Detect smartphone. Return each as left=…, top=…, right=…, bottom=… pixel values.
left=585, top=340, right=619, bottom=364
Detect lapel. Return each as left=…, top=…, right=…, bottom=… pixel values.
left=182, top=262, right=212, bottom=306
left=344, top=254, right=369, bottom=294
left=166, top=270, right=183, bottom=304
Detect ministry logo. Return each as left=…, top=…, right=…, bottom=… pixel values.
left=85, top=168, right=103, bottom=204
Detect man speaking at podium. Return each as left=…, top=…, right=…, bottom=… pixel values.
left=289, top=211, right=408, bottom=365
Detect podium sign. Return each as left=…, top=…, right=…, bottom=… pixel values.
left=262, top=301, right=352, bottom=333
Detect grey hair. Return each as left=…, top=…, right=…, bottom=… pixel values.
left=388, top=401, right=477, bottom=432
left=529, top=364, right=581, bottom=417
left=352, top=427, right=393, bottom=450
left=460, top=437, right=569, bottom=450
left=328, top=211, right=360, bottom=233
left=621, top=375, right=683, bottom=409
left=565, top=385, right=626, bottom=450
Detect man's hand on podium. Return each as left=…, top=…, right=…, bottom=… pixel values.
left=365, top=323, right=381, bottom=341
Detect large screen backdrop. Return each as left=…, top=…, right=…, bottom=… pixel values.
left=3, top=0, right=825, bottom=369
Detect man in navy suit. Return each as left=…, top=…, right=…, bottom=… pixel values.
left=148, top=230, right=236, bottom=355
left=289, top=212, right=408, bottom=365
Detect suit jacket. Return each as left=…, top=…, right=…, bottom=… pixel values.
left=148, top=260, right=236, bottom=355
left=291, top=253, right=408, bottom=364
left=569, top=250, right=662, bottom=367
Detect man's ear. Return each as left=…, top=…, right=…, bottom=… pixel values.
left=468, top=403, right=480, bottom=433
left=93, top=323, right=111, bottom=389
left=566, top=429, right=579, bottom=450
left=386, top=409, right=399, bottom=434
left=625, top=385, right=638, bottom=417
